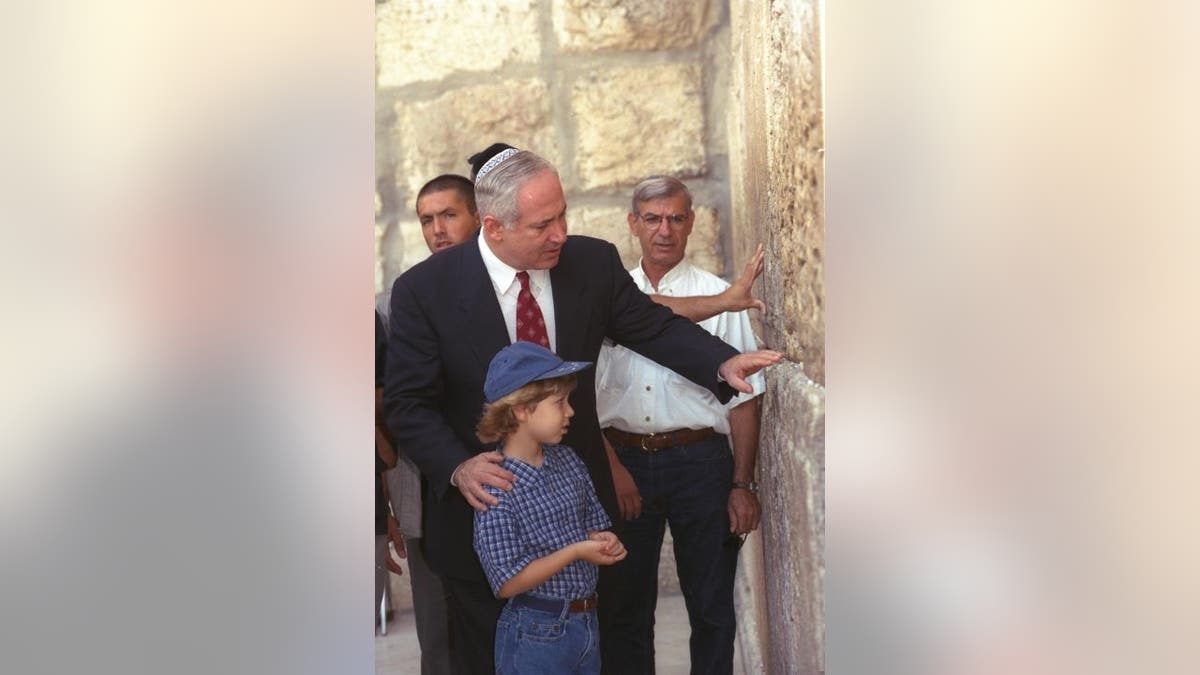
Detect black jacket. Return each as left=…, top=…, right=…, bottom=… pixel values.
left=383, top=235, right=738, bottom=581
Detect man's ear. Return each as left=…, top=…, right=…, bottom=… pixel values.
left=482, top=215, right=505, bottom=241
left=627, top=211, right=639, bottom=235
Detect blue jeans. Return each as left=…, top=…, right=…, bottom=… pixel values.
left=603, top=434, right=738, bottom=675
left=495, top=596, right=601, bottom=674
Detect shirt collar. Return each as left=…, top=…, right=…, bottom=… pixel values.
left=478, top=229, right=550, bottom=295
left=499, top=444, right=560, bottom=483
left=632, top=257, right=692, bottom=294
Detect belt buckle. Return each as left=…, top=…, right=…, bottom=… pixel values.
left=640, top=433, right=655, bottom=451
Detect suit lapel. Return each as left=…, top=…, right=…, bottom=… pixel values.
left=550, top=241, right=591, bottom=360
left=459, top=239, right=511, bottom=371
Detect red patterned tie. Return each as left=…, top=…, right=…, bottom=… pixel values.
left=515, top=271, right=551, bottom=349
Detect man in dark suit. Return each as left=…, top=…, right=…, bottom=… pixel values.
left=383, top=149, right=781, bottom=674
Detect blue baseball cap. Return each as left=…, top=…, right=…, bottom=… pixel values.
left=484, top=342, right=592, bottom=403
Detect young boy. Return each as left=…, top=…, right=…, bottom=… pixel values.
left=473, top=342, right=627, bottom=674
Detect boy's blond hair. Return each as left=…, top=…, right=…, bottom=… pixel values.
left=476, top=374, right=578, bottom=443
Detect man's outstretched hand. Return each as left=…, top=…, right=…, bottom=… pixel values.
left=718, top=350, right=784, bottom=394
left=721, top=243, right=766, bottom=313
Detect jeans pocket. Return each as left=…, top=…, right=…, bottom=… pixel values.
left=519, top=617, right=566, bottom=643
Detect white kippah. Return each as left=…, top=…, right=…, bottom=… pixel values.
left=475, top=148, right=520, bottom=182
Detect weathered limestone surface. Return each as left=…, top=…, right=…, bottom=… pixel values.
left=572, top=63, right=706, bottom=190
left=729, top=2, right=826, bottom=673
left=378, top=219, right=430, bottom=292
left=729, top=0, right=824, bottom=385
left=686, top=207, right=724, bottom=278
left=392, top=79, right=560, bottom=199
left=376, top=0, right=539, bottom=88
left=566, top=206, right=639, bottom=267
left=762, top=363, right=824, bottom=675
left=734, top=532, right=770, bottom=674
left=552, top=0, right=718, bottom=53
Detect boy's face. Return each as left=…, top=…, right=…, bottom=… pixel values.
left=519, top=390, right=575, bottom=445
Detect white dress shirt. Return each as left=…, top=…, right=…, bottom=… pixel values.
left=596, top=259, right=763, bottom=435
left=478, top=230, right=557, bottom=352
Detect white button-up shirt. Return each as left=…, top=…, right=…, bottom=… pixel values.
left=596, top=259, right=763, bottom=435
left=478, top=231, right=557, bottom=351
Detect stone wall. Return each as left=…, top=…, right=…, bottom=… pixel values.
left=376, top=0, right=736, bottom=293
left=729, top=1, right=826, bottom=673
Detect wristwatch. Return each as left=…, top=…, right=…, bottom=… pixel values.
left=731, top=481, right=759, bottom=494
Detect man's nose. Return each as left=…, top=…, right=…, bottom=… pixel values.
left=432, top=216, right=447, bottom=233
left=549, top=218, right=567, bottom=243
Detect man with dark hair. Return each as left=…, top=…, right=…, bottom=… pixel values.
left=384, top=147, right=782, bottom=674
left=416, top=174, right=480, bottom=254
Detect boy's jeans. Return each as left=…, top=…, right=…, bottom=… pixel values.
left=494, top=595, right=600, bottom=674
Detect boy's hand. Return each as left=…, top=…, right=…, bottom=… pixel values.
left=588, top=530, right=628, bottom=557
left=454, top=451, right=516, bottom=512
left=573, top=538, right=627, bottom=566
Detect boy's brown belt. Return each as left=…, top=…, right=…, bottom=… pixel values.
left=513, top=593, right=598, bottom=614
left=604, top=427, right=716, bottom=451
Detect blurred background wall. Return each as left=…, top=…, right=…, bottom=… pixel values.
left=375, top=1, right=824, bottom=673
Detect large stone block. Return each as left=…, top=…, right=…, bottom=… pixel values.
left=567, top=206, right=638, bottom=269
left=728, top=0, right=824, bottom=384
left=392, top=78, right=561, bottom=200
left=688, top=207, right=724, bottom=278
left=552, top=0, right=717, bottom=53
left=571, top=64, right=706, bottom=190
left=376, top=0, right=540, bottom=89
left=378, top=218, right=432, bottom=292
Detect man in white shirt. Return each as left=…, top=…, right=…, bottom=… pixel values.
left=597, top=176, right=765, bottom=675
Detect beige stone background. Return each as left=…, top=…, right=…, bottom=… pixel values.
left=376, top=1, right=824, bottom=673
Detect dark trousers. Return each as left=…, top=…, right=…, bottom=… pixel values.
left=407, top=537, right=453, bottom=675
left=444, top=576, right=506, bottom=675
left=602, top=435, right=738, bottom=675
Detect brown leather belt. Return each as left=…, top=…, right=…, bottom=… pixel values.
left=569, top=596, right=598, bottom=612
left=605, top=426, right=716, bottom=452
left=513, top=593, right=598, bottom=614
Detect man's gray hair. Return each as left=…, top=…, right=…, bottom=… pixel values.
left=474, top=150, right=558, bottom=229
left=630, top=175, right=693, bottom=215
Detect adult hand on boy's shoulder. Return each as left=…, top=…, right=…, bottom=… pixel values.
left=453, top=451, right=516, bottom=512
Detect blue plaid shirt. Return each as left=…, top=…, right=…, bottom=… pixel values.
left=473, top=444, right=612, bottom=599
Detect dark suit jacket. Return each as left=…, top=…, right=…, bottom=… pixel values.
left=383, top=235, right=739, bottom=581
